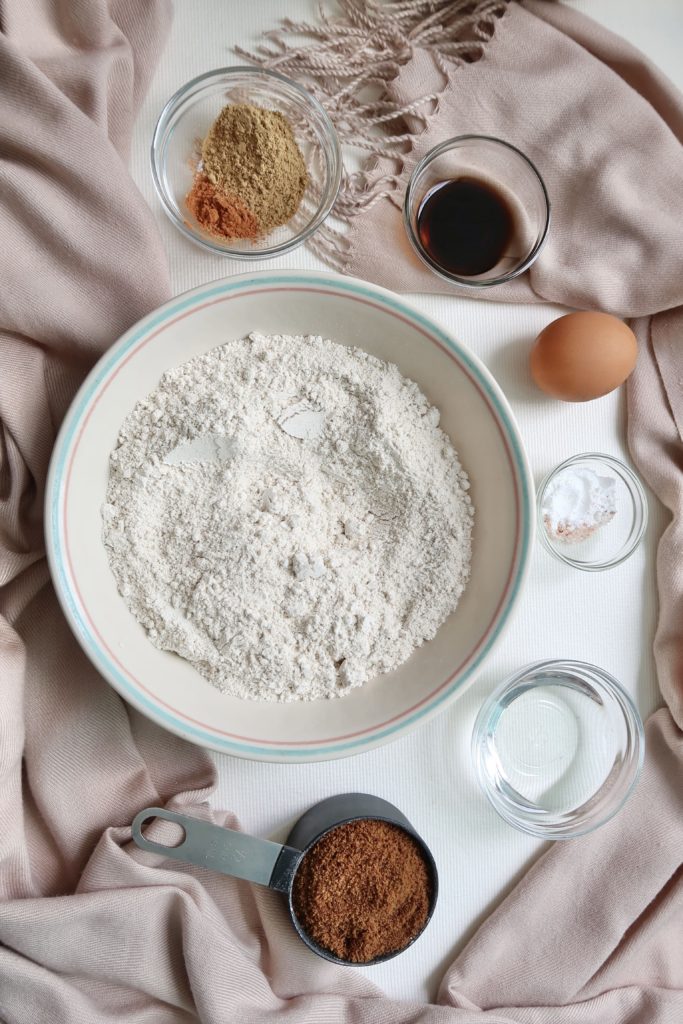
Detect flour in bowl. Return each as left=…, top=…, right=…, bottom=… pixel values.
left=102, top=333, right=474, bottom=701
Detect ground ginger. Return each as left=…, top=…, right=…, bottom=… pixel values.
left=186, top=103, right=307, bottom=241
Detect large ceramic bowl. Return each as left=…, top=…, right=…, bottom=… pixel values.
left=45, top=272, right=533, bottom=762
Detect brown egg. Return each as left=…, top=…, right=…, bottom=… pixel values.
left=530, top=312, right=638, bottom=402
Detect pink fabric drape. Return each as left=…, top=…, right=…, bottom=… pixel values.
left=0, top=2, right=680, bottom=1022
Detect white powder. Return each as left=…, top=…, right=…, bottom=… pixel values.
left=542, top=467, right=616, bottom=543
left=102, top=333, right=474, bottom=702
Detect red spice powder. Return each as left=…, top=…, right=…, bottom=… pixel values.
left=291, top=818, right=432, bottom=963
left=185, top=172, right=259, bottom=241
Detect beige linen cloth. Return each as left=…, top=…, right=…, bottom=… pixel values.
left=0, top=1, right=681, bottom=1022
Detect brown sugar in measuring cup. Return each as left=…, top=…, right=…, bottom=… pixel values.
left=132, top=793, right=438, bottom=966
left=292, top=818, right=432, bottom=963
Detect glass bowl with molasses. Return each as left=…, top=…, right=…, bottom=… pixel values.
left=151, top=67, right=342, bottom=259
left=403, top=135, right=550, bottom=287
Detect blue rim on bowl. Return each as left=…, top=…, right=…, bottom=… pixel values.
left=151, top=67, right=342, bottom=259
left=45, top=272, right=534, bottom=761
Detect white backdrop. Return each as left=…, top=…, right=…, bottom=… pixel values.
left=130, top=1, right=681, bottom=1001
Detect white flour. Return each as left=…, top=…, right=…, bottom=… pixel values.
left=102, top=333, right=474, bottom=702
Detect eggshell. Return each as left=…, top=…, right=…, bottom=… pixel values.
left=530, top=312, right=638, bottom=402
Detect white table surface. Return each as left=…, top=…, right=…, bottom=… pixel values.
left=130, top=0, right=680, bottom=1002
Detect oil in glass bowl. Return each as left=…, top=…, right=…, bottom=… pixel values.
left=472, top=660, right=644, bottom=839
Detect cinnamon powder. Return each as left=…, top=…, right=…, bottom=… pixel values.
left=292, top=819, right=432, bottom=963
left=185, top=102, right=307, bottom=241
left=186, top=173, right=259, bottom=241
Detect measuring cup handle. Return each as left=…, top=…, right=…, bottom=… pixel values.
left=131, top=807, right=301, bottom=893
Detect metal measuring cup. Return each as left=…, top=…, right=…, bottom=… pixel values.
left=132, top=792, right=438, bottom=965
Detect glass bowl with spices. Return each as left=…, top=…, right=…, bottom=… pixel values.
left=152, top=67, right=341, bottom=258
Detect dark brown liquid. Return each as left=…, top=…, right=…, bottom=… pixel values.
left=416, top=177, right=514, bottom=277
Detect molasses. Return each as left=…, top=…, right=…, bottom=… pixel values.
left=416, top=177, right=514, bottom=277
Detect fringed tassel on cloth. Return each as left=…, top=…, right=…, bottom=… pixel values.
left=237, top=0, right=509, bottom=269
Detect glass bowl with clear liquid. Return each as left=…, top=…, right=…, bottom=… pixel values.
left=472, top=660, right=644, bottom=839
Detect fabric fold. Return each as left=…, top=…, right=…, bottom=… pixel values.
left=1, top=1, right=682, bottom=1022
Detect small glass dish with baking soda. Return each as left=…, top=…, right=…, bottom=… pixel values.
left=152, top=67, right=342, bottom=259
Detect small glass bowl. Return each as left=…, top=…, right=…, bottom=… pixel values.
left=151, top=67, right=342, bottom=259
left=472, top=660, right=644, bottom=840
left=537, top=453, right=648, bottom=572
left=403, top=135, right=550, bottom=287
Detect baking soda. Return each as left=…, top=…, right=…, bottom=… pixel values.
left=542, top=466, right=616, bottom=543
